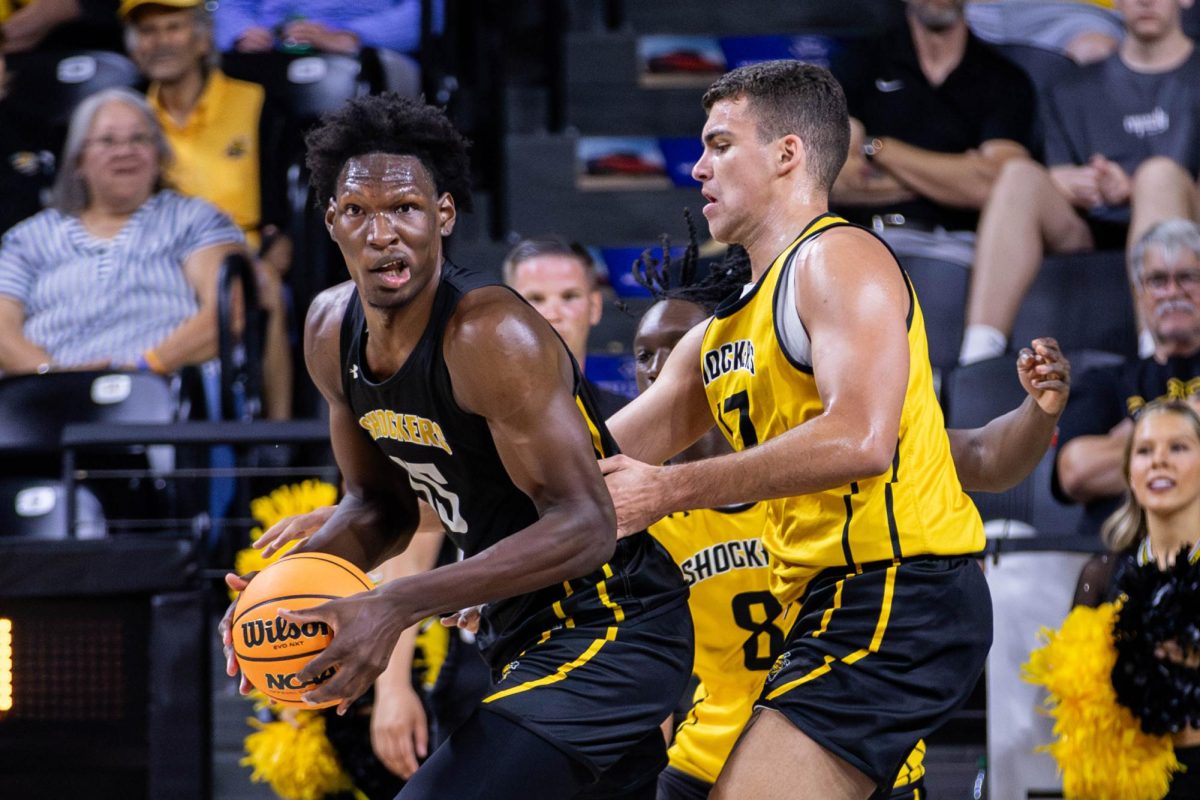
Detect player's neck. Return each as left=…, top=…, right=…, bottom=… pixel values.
left=743, top=195, right=829, bottom=282
left=361, top=261, right=443, bottom=379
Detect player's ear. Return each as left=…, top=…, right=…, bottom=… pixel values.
left=777, top=133, right=805, bottom=178
left=437, top=192, right=457, bottom=237
left=324, top=198, right=336, bottom=236
left=588, top=288, right=603, bottom=326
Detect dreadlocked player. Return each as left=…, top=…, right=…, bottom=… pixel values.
left=633, top=213, right=1072, bottom=800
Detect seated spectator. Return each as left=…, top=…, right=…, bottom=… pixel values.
left=1055, top=219, right=1200, bottom=536
left=0, top=87, right=242, bottom=376
left=965, top=0, right=1123, bottom=64
left=830, top=0, right=1035, bottom=268
left=1, top=0, right=123, bottom=53
left=213, top=0, right=419, bottom=57
left=0, top=28, right=56, bottom=233
left=959, top=0, right=1200, bottom=364
left=502, top=236, right=628, bottom=419
left=123, top=0, right=293, bottom=418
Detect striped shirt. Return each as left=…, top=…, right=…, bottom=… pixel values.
left=0, top=190, right=243, bottom=366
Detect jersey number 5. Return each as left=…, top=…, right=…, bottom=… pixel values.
left=731, top=590, right=785, bottom=670
left=389, top=457, right=469, bottom=534
left=718, top=390, right=759, bottom=448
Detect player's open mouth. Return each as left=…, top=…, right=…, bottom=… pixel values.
left=371, top=259, right=411, bottom=289
left=702, top=191, right=718, bottom=215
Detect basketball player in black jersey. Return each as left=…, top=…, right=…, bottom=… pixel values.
left=219, top=94, right=693, bottom=799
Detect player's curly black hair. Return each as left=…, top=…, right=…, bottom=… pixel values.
left=632, top=208, right=751, bottom=314
left=305, top=93, right=474, bottom=212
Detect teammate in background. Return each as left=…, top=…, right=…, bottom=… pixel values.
left=600, top=60, right=1019, bottom=799
left=220, top=93, right=693, bottom=799
left=631, top=229, right=1069, bottom=800
left=502, top=236, right=628, bottom=418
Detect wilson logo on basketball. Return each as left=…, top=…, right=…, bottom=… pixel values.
left=241, top=618, right=330, bottom=648
left=264, top=666, right=336, bottom=691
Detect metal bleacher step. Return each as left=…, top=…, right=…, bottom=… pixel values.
left=565, top=31, right=709, bottom=137
left=505, top=131, right=705, bottom=245
left=611, top=0, right=900, bottom=36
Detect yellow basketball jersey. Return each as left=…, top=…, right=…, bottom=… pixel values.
left=650, top=503, right=780, bottom=783
left=700, top=213, right=983, bottom=606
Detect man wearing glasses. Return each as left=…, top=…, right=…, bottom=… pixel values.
left=1055, top=220, right=1200, bottom=536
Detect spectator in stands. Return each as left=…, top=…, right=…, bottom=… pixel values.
left=123, top=0, right=293, bottom=418
left=1, top=0, right=122, bottom=53
left=0, top=27, right=56, bottom=233
left=1055, top=220, right=1200, bottom=537
left=959, top=0, right=1200, bottom=365
left=965, top=0, right=1123, bottom=64
left=0, top=87, right=242, bottom=376
left=502, top=236, right=628, bottom=419
left=829, top=0, right=1035, bottom=268
left=213, top=0, right=419, bottom=57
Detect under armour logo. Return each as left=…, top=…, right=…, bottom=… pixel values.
left=350, top=363, right=360, bottom=379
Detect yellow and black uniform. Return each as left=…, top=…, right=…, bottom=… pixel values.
left=699, top=213, right=991, bottom=787
left=651, top=504, right=927, bottom=800
left=149, top=69, right=286, bottom=250
left=652, top=503, right=781, bottom=789
left=340, top=263, right=692, bottom=799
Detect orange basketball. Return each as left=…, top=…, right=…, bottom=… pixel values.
left=232, top=552, right=374, bottom=708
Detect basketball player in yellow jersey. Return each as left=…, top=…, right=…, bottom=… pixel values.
left=630, top=236, right=1070, bottom=800
left=601, top=60, right=1070, bottom=799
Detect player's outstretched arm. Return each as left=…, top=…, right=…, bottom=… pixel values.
left=603, top=228, right=910, bottom=535
left=947, top=338, right=1071, bottom=493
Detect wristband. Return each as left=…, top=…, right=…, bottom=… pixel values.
left=141, top=349, right=168, bottom=375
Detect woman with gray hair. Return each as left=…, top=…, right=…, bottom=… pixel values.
left=0, top=86, right=243, bottom=376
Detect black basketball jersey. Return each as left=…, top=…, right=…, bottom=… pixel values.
left=339, top=261, right=688, bottom=668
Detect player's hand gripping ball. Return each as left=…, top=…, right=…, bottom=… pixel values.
left=232, top=552, right=374, bottom=707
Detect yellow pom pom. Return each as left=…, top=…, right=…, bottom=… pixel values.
left=229, top=480, right=339, bottom=600
left=241, top=710, right=354, bottom=800
left=250, top=480, right=338, bottom=531
left=1023, top=601, right=1183, bottom=800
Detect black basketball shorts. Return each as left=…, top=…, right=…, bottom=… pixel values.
left=756, top=556, right=992, bottom=786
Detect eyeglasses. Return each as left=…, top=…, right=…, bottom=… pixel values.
left=1142, top=269, right=1200, bottom=294
left=85, top=133, right=156, bottom=152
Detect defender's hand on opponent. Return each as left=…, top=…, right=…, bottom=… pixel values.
left=1016, top=337, right=1070, bottom=416
left=598, top=454, right=668, bottom=538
